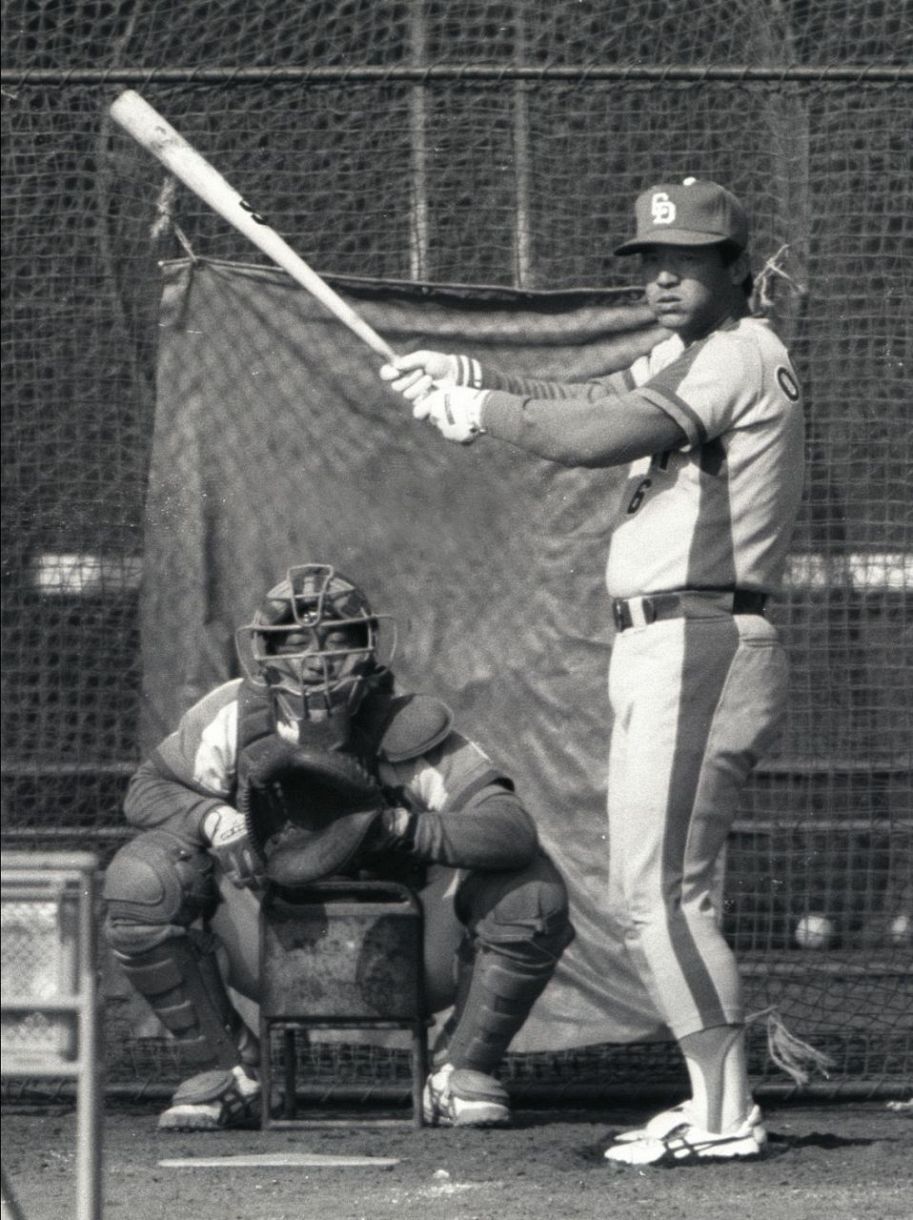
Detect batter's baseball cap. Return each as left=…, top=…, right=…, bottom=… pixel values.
left=614, top=178, right=749, bottom=255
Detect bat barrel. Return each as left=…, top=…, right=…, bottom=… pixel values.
left=109, top=90, right=396, bottom=362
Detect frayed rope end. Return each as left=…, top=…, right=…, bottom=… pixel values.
left=746, top=1006, right=835, bottom=1086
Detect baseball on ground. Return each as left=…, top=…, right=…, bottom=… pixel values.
left=794, top=913, right=835, bottom=949
left=888, top=913, right=911, bottom=946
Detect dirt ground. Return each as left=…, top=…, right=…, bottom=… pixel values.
left=2, top=1099, right=911, bottom=1220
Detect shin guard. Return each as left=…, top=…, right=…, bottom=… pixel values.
left=441, top=935, right=568, bottom=1075
left=113, top=930, right=251, bottom=1068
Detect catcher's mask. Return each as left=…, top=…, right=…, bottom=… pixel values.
left=236, top=564, right=394, bottom=728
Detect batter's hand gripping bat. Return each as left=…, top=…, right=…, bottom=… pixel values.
left=109, top=89, right=396, bottom=362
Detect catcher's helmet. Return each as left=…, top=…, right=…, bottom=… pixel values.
left=236, top=564, right=392, bottom=724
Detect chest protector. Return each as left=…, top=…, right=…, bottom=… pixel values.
left=235, top=676, right=453, bottom=804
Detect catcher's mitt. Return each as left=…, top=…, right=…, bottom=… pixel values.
left=238, top=736, right=385, bottom=883
left=265, top=809, right=386, bottom=888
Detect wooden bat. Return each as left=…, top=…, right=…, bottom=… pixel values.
left=109, top=89, right=396, bottom=362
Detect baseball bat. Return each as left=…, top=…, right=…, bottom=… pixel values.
left=109, top=89, right=396, bottom=362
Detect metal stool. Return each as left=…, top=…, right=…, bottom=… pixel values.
left=259, top=879, right=428, bottom=1127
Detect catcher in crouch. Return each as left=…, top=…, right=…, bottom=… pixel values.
left=103, top=562, right=573, bottom=1131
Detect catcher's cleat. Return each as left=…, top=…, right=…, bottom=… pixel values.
left=603, top=1105, right=766, bottom=1165
left=422, top=1064, right=511, bottom=1128
left=158, top=1065, right=261, bottom=1132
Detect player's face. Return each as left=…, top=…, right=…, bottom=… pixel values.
left=267, top=622, right=367, bottom=686
left=639, top=244, right=744, bottom=343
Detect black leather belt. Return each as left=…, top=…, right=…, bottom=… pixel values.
left=612, top=589, right=768, bottom=633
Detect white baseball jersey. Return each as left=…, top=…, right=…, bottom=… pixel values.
left=603, top=317, right=804, bottom=598
left=475, top=315, right=804, bottom=600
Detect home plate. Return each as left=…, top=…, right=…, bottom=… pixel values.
left=158, top=1152, right=400, bottom=1169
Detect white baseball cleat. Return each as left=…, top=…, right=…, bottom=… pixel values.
left=604, top=1105, right=767, bottom=1165
left=422, top=1063, right=511, bottom=1127
left=158, top=1064, right=261, bottom=1132
left=612, top=1100, right=695, bottom=1142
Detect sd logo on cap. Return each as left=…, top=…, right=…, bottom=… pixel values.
left=615, top=178, right=749, bottom=255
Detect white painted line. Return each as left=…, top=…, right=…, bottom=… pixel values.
left=158, top=1153, right=400, bottom=1168
left=26, top=551, right=909, bottom=596
left=29, top=553, right=142, bottom=595
left=783, top=551, right=911, bottom=591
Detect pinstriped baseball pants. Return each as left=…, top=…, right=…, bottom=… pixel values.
left=606, top=610, right=789, bottom=1040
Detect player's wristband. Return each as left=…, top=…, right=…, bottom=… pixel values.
left=452, top=354, right=484, bottom=389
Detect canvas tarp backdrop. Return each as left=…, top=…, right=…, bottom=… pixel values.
left=142, top=257, right=675, bottom=1050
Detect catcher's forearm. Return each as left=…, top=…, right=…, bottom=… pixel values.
left=123, top=760, right=226, bottom=841
left=407, top=791, right=539, bottom=870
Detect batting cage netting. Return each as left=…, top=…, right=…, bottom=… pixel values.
left=2, top=1, right=911, bottom=1100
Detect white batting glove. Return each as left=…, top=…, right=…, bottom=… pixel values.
left=202, top=805, right=262, bottom=889
left=379, top=350, right=486, bottom=401
left=413, top=385, right=490, bottom=444
left=379, top=350, right=459, bottom=401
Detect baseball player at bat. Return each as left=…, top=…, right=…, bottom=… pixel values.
left=103, top=563, right=573, bottom=1131
left=381, top=179, right=806, bottom=1165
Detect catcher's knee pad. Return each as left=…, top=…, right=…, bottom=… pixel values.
left=457, top=851, right=574, bottom=966
left=441, top=856, right=574, bottom=1073
left=104, top=829, right=218, bottom=954
left=109, top=929, right=255, bottom=1069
